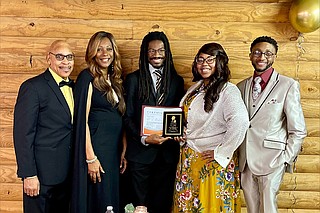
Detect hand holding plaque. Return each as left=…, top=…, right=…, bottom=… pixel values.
left=141, top=105, right=183, bottom=137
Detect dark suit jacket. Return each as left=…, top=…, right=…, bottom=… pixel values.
left=124, top=70, right=185, bottom=164
left=13, top=69, right=73, bottom=185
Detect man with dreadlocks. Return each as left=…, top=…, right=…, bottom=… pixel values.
left=124, top=31, right=184, bottom=213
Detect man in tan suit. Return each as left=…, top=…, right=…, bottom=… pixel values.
left=237, top=36, right=307, bottom=213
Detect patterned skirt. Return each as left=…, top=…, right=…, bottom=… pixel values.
left=172, top=144, right=241, bottom=213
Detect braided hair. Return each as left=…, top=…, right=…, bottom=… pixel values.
left=138, top=31, right=178, bottom=103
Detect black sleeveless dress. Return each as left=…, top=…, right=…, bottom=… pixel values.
left=71, top=69, right=122, bottom=213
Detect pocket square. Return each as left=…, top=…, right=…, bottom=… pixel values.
left=267, top=98, right=277, bottom=104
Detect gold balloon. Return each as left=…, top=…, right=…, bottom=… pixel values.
left=289, top=0, right=320, bottom=33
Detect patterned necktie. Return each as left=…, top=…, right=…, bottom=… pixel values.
left=252, top=76, right=262, bottom=101
left=154, top=70, right=164, bottom=105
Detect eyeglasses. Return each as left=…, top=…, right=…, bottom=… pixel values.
left=49, top=52, right=74, bottom=61
left=195, top=56, right=216, bottom=64
left=251, top=50, right=275, bottom=58
left=147, top=48, right=166, bottom=55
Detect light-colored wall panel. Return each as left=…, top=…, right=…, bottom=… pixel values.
left=0, top=1, right=292, bottom=22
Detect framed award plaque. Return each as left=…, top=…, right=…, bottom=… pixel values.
left=141, top=105, right=183, bottom=137
left=162, top=111, right=184, bottom=137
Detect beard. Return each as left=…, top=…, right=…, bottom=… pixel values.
left=252, top=61, right=273, bottom=73
left=149, top=57, right=165, bottom=69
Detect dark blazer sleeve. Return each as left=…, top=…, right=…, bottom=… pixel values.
left=13, top=80, right=40, bottom=178
left=123, top=71, right=142, bottom=143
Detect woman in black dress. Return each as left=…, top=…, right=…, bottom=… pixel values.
left=71, top=31, right=127, bottom=213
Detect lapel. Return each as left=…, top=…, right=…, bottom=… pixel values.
left=250, top=71, right=280, bottom=120
left=243, top=77, right=252, bottom=111
left=44, top=69, right=72, bottom=119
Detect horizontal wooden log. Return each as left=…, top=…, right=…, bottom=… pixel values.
left=300, top=81, right=320, bottom=100
left=2, top=17, right=312, bottom=43
left=0, top=37, right=319, bottom=62
left=281, top=173, right=320, bottom=192
left=0, top=183, right=22, bottom=201
left=0, top=148, right=16, bottom=165
left=0, top=201, right=22, bottom=213
left=132, top=21, right=316, bottom=42
left=240, top=190, right=320, bottom=209
left=0, top=165, right=20, bottom=184
left=0, top=128, right=14, bottom=148
left=301, top=137, right=320, bottom=155
left=300, top=99, right=320, bottom=118
left=304, top=118, right=320, bottom=137
left=0, top=17, right=133, bottom=40
left=295, top=155, right=320, bottom=173
left=0, top=1, right=292, bottom=23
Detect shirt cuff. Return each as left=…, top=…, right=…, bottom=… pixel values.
left=25, top=175, right=37, bottom=179
left=141, top=136, right=149, bottom=146
left=214, top=149, right=231, bottom=169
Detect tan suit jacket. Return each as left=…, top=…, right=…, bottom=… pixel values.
left=237, top=70, right=307, bottom=175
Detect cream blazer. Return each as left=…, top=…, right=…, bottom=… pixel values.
left=237, top=70, right=307, bottom=175
left=180, top=80, right=250, bottom=168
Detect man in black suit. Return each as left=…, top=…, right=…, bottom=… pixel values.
left=13, top=40, right=75, bottom=213
left=124, top=31, right=185, bottom=213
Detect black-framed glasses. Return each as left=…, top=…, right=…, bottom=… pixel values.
left=251, top=50, right=275, bottom=58
left=147, top=48, right=166, bottom=55
left=195, top=56, right=216, bottom=64
left=49, top=52, right=74, bottom=61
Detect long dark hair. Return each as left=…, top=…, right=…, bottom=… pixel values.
left=138, top=31, right=178, bottom=103
left=192, top=42, right=231, bottom=112
left=85, top=31, right=125, bottom=115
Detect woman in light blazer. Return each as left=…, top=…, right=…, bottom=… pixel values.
left=172, top=43, right=249, bottom=213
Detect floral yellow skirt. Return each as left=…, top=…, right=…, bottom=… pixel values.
left=172, top=144, right=241, bottom=213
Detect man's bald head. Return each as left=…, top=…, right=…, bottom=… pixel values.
left=48, top=40, right=72, bottom=53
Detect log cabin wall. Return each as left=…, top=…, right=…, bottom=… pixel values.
left=0, top=0, right=319, bottom=212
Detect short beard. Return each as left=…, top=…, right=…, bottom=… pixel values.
left=253, top=62, right=273, bottom=73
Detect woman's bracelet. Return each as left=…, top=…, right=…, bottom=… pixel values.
left=86, top=156, right=98, bottom=164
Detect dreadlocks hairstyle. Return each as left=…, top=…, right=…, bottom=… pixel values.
left=250, top=36, right=278, bottom=54
left=85, top=31, right=125, bottom=115
left=138, top=31, right=178, bottom=103
left=192, top=43, right=231, bottom=113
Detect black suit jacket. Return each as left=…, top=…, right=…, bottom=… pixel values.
left=13, top=69, right=73, bottom=185
left=124, top=70, right=185, bottom=164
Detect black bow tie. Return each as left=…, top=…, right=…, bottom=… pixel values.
left=59, top=80, right=74, bottom=88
